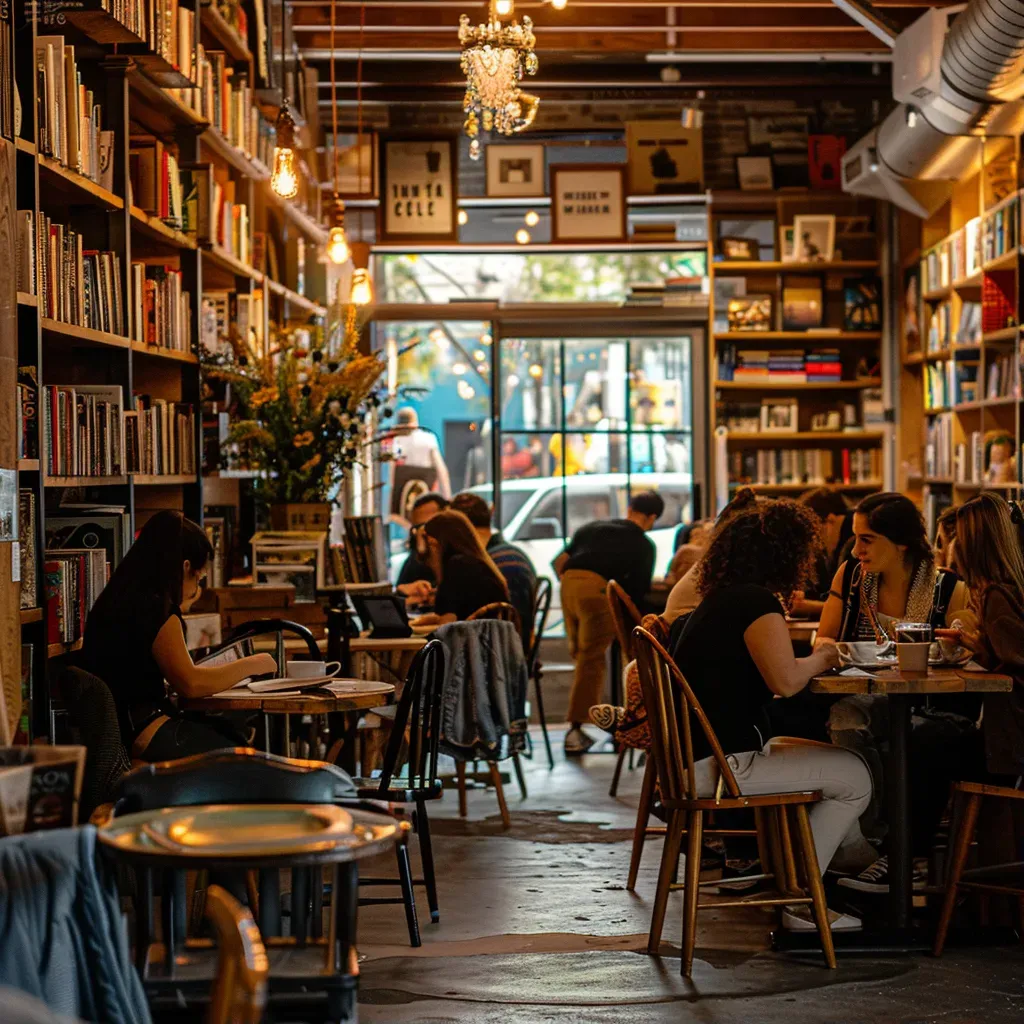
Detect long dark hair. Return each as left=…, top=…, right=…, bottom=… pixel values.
left=955, top=493, right=1024, bottom=598
left=855, top=492, right=933, bottom=567
left=422, top=510, right=509, bottom=597
left=89, top=510, right=213, bottom=621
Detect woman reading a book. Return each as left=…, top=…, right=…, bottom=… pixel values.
left=81, top=510, right=277, bottom=761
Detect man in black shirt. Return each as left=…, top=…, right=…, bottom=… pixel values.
left=395, top=492, right=448, bottom=597
left=554, top=490, right=664, bottom=754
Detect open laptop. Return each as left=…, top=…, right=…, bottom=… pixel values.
left=352, top=594, right=413, bottom=639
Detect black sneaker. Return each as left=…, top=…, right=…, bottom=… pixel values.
left=837, top=855, right=927, bottom=894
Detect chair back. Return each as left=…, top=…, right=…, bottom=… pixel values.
left=607, top=580, right=643, bottom=661
left=61, top=667, right=132, bottom=822
left=528, top=576, right=553, bottom=673
left=640, top=612, right=670, bottom=647
left=223, top=618, right=322, bottom=662
left=205, top=885, right=268, bottom=1024
left=373, top=639, right=449, bottom=794
left=632, top=626, right=741, bottom=804
left=113, top=748, right=357, bottom=813
left=468, top=602, right=522, bottom=635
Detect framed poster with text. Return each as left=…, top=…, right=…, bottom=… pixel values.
left=550, top=164, right=626, bottom=244
left=378, top=133, right=458, bottom=243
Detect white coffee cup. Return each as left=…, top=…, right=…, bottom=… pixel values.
left=836, top=640, right=891, bottom=665
left=286, top=660, right=341, bottom=680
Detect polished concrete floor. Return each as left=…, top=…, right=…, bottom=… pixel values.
left=354, top=725, right=1024, bottom=1024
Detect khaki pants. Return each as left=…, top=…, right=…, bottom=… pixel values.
left=562, top=569, right=617, bottom=724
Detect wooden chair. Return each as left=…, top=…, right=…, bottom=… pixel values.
left=205, top=885, right=268, bottom=1024
left=933, top=780, right=1024, bottom=957
left=525, top=577, right=555, bottom=769
left=606, top=580, right=643, bottom=798
left=633, top=626, right=836, bottom=975
left=456, top=603, right=526, bottom=825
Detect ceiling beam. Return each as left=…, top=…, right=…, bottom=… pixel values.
left=831, top=0, right=901, bottom=45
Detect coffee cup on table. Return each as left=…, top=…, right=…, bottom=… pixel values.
left=894, top=621, right=931, bottom=673
left=286, top=660, right=341, bottom=680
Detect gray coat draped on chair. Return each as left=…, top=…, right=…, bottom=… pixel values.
left=436, top=619, right=528, bottom=762
left=0, top=826, right=151, bottom=1024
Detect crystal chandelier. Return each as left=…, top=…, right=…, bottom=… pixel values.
left=459, top=0, right=539, bottom=159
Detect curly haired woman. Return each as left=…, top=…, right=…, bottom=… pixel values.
left=669, top=500, right=872, bottom=932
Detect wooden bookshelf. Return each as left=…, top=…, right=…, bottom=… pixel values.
left=47, top=639, right=83, bottom=660
left=725, top=431, right=886, bottom=443
left=202, top=243, right=260, bottom=280
left=20, top=608, right=43, bottom=625
left=43, top=476, right=130, bottom=487
left=17, top=459, right=40, bottom=472
left=200, top=3, right=253, bottom=63
left=715, top=379, right=882, bottom=391
left=202, top=126, right=270, bottom=181
left=133, top=474, right=199, bottom=485
left=41, top=318, right=132, bottom=351
left=734, top=481, right=883, bottom=493
left=714, top=331, right=881, bottom=343
left=130, top=341, right=199, bottom=364
left=17, top=292, right=37, bottom=307
left=38, top=154, right=123, bottom=210
left=714, top=260, right=880, bottom=273
left=129, top=206, right=197, bottom=250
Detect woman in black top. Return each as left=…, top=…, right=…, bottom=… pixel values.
left=408, top=510, right=510, bottom=626
left=81, top=510, right=276, bottom=761
left=670, top=500, right=871, bottom=932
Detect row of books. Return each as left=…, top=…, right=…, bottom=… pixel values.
left=45, top=548, right=107, bottom=646
left=925, top=360, right=978, bottom=409
left=0, top=4, right=12, bottom=141
left=18, top=367, right=38, bottom=462
left=179, top=164, right=251, bottom=262
left=927, top=301, right=982, bottom=351
left=129, top=397, right=198, bottom=477
left=983, top=194, right=1020, bottom=265
left=923, top=195, right=1022, bottom=292
left=35, top=36, right=114, bottom=189
left=200, top=289, right=263, bottom=355
left=953, top=432, right=987, bottom=486
left=17, top=211, right=126, bottom=336
left=925, top=414, right=952, bottom=478
left=986, top=353, right=1019, bottom=400
left=93, top=0, right=196, bottom=76
left=129, top=263, right=192, bottom=352
left=729, top=447, right=882, bottom=487
left=624, top=277, right=707, bottom=309
left=129, top=137, right=185, bottom=227
left=717, top=346, right=844, bottom=383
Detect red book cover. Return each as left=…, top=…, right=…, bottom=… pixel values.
left=808, top=135, right=846, bottom=191
left=841, top=448, right=852, bottom=485
left=43, top=560, right=63, bottom=646
left=145, top=278, right=157, bottom=344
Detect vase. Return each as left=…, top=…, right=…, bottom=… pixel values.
left=269, top=502, right=332, bottom=532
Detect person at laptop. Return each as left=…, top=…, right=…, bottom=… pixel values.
left=408, top=510, right=510, bottom=627
left=395, top=491, right=449, bottom=601
left=81, top=510, right=277, bottom=762
left=450, top=491, right=537, bottom=643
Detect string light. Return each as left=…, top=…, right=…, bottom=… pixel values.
left=524, top=210, right=539, bottom=227
left=324, top=0, right=351, bottom=264
left=528, top=362, right=543, bottom=379
left=516, top=228, right=531, bottom=244
left=458, top=209, right=469, bottom=226
left=349, top=241, right=373, bottom=306
left=270, top=100, right=299, bottom=199
left=495, top=0, right=513, bottom=15
left=326, top=198, right=350, bottom=264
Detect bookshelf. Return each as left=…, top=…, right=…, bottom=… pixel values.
left=898, top=135, right=1022, bottom=536
left=6, top=0, right=327, bottom=741
left=709, top=191, right=889, bottom=502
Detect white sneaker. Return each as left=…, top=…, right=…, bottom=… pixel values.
left=782, top=906, right=862, bottom=932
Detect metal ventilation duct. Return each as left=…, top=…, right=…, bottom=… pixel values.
left=843, top=1, right=1024, bottom=214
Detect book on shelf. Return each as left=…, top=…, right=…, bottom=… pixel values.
left=34, top=36, right=113, bottom=189
left=43, top=384, right=125, bottom=478
left=46, top=508, right=131, bottom=573
left=986, top=353, right=1018, bottom=399
left=925, top=413, right=952, bottom=478
left=14, top=645, right=33, bottom=745
left=952, top=362, right=978, bottom=405
left=956, top=302, right=982, bottom=346
left=964, top=217, right=981, bottom=277
left=125, top=396, right=197, bottom=477
left=17, top=366, right=39, bottom=461
left=927, top=302, right=951, bottom=352
left=16, top=211, right=35, bottom=295
left=983, top=193, right=1019, bottom=263
left=43, top=548, right=106, bottom=647
left=925, top=360, right=951, bottom=410
left=129, top=137, right=185, bottom=227
left=343, top=516, right=389, bottom=583
left=861, top=387, right=885, bottom=427
left=130, top=264, right=192, bottom=352
left=0, top=0, right=12, bottom=140
left=181, top=163, right=213, bottom=241
left=729, top=447, right=881, bottom=487
left=971, top=430, right=984, bottom=484
left=923, top=487, right=952, bottom=542
left=18, top=490, right=37, bottom=611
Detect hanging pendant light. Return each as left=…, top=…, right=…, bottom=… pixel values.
left=271, top=99, right=299, bottom=199
left=323, top=0, right=351, bottom=264
left=349, top=242, right=373, bottom=306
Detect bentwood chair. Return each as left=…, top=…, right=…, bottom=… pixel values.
left=356, top=639, right=449, bottom=947
left=205, top=885, right=268, bottom=1024
left=526, top=577, right=555, bottom=769
left=633, top=626, right=836, bottom=975
left=607, top=580, right=643, bottom=798
left=933, top=779, right=1024, bottom=956
left=464, top=601, right=527, bottom=813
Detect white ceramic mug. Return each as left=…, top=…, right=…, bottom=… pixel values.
left=835, top=640, right=891, bottom=665
left=286, top=660, right=341, bottom=680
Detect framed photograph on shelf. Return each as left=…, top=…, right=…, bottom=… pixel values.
left=736, top=156, right=773, bottom=191
left=793, top=214, right=835, bottom=263
left=485, top=144, right=545, bottom=197
left=779, top=225, right=795, bottom=262
left=844, top=277, right=882, bottom=331
left=760, top=399, right=798, bottom=434
left=550, top=164, right=626, bottom=243
left=625, top=120, right=704, bottom=194
left=782, top=275, right=824, bottom=330
left=378, top=132, right=458, bottom=243
left=727, top=294, right=773, bottom=332
left=719, top=236, right=759, bottom=261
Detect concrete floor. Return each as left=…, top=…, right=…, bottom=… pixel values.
left=354, top=725, right=1024, bottom=1024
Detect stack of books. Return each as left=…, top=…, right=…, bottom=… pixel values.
left=664, top=276, right=707, bottom=308
left=767, top=350, right=806, bottom=383
left=34, top=36, right=114, bottom=189
left=126, top=396, right=197, bottom=477
left=631, top=222, right=678, bottom=244
left=129, top=137, right=185, bottom=227
left=43, top=384, right=126, bottom=478
left=925, top=361, right=951, bottom=410
left=130, top=264, right=192, bottom=353
left=717, top=346, right=771, bottom=382
left=806, top=350, right=842, bottom=383
left=82, top=0, right=195, bottom=77
left=624, top=283, right=665, bottom=307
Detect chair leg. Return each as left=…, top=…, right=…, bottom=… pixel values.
left=793, top=804, right=836, bottom=970
left=776, top=806, right=801, bottom=896
left=396, top=838, right=421, bottom=948
left=512, top=753, right=528, bottom=800
left=456, top=762, right=468, bottom=818
left=627, top=757, right=657, bottom=891
left=933, top=792, right=982, bottom=958
left=533, top=673, right=555, bottom=770
left=681, top=809, right=704, bottom=978
left=609, top=746, right=628, bottom=798
left=488, top=762, right=511, bottom=829
left=647, top=809, right=684, bottom=954
left=416, top=799, right=440, bottom=924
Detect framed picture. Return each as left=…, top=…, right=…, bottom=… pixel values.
left=782, top=275, right=824, bottom=330
left=760, top=399, right=798, bottom=434
left=779, top=225, right=795, bottom=261
left=550, top=164, right=626, bottom=243
left=844, top=277, right=882, bottom=331
left=808, top=135, right=846, bottom=191
left=793, top=214, right=835, bottom=263
left=747, top=115, right=809, bottom=153
left=486, top=144, right=545, bottom=197
left=378, top=132, right=458, bottom=243
left=736, top=156, right=773, bottom=191
left=625, top=120, right=704, bottom=194
left=719, top=236, right=759, bottom=261
left=727, top=294, right=773, bottom=332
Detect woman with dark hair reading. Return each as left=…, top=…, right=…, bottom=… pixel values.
left=669, top=500, right=871, bottom=932
left=81, top=510, right=277, bottom=761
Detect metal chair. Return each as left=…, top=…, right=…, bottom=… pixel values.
left=633, top=626, right=835, bottom=975
left=356, top=639, right=449, bottom=947
left=525, top=577, right=554, bottom=769
left=606, top=580, right=643, bottom=798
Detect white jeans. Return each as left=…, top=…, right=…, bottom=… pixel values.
left=692, top=743, right=872, bottom=875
